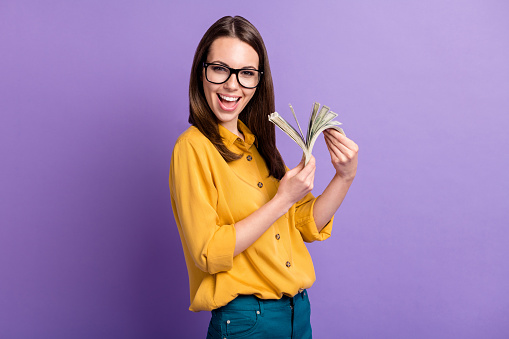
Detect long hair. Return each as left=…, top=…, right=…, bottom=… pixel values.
left=189, top=16, right=286, bottom=180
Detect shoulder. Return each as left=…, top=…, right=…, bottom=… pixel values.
left=173, top=126, right=214, bottom=153
left=171, top=126, right=221, bottom=166
left=176, top=126, right=209, bottom=145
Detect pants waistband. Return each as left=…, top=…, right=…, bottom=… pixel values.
left=213, top=290, right=308, bottom=313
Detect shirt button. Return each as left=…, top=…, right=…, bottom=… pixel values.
left=247, top=155, right=252, bottom=161
left=257, top=182, right=263, bottom=188
left=286, top=261, right=291, bottom=268
left=275, top=234, right=280, bottom=240
left=226, top=320, right=230, bottom=324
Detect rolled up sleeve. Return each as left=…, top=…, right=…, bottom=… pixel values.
left=170, top=139, right=236, bottom=274
left=294, top=193, right=334, bottom=242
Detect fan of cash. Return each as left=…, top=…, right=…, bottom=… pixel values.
left=268, top=102, right=345, bottom=165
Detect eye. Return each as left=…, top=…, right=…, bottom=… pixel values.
left=240, top=69, right=256, bottom=77
left=211, top=65, right=228, bottom=73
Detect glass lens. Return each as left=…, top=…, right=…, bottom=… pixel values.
left=237, top=69, right=260, bottom=88
left=206, top=64, right=230, bottom=84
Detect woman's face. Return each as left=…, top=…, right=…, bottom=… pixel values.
left=202, top=37, right=259, bottom=133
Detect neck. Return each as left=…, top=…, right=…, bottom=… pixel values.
left=220, top=120, right=244, bottom=141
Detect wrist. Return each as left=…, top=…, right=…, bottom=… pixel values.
left=333, top=172, right=356, bottom=184
left=272, top=192, right=294, bottom=215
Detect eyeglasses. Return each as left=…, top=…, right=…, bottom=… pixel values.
left=203, top=62, right=263, bottom=89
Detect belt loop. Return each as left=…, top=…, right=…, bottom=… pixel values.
left=257, top=298, right=264, bottom=317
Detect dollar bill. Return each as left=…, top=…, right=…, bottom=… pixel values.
left=268, top=102, right=345, bottom=165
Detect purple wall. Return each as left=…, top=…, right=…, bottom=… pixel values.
left=1, top=1, right=508, bottom=338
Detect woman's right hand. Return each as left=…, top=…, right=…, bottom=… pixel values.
left=232, top=155, right=316, bottom=256
left=275, top=155, right=316, bottom=209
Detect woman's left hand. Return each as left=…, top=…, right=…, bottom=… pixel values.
left=323, top=129, right=358, bottom=181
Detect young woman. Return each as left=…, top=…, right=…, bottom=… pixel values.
left=169, top=16, right=358, bottom=338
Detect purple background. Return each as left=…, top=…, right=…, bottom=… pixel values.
left=1, top=1, right=508, bottom=338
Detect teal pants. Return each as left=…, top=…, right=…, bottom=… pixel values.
left=206, top=290, right=312, bottom=338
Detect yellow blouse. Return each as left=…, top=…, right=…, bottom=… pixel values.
left=169, top=120, right=334, bottom=312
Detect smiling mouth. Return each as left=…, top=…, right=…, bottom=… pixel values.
left=217, top=94, right=241, bottom=110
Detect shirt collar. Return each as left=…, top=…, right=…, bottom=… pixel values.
left=218, top=120, right=257, bottom=149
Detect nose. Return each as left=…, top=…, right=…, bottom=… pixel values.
left=224, top=72, right=240, bottom=90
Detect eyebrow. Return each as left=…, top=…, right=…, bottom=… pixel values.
left=208, top=60, right=258, bottom=69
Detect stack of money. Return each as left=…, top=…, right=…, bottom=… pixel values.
left=268, top=102, right=345, bottom=165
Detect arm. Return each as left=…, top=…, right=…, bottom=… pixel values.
left=170, top=139, right=236, bottom=274
left=313, top=129, right=359, bottom=231
left=233, top=157, right=317, bottom=256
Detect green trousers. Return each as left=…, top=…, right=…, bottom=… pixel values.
left=206, top=290, right=312, bottom=338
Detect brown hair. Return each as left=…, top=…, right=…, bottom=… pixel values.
left=189, top=16, right=286, bottom=180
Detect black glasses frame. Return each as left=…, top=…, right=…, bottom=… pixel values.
left=203, top=62, right=263, bottom=89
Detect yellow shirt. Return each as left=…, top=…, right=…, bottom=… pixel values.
left=169, top=120, right=333, bottom=312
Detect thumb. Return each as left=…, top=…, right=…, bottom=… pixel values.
left=286, top=158, right=305, bottom=177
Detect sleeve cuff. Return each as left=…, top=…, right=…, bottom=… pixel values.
left=295, top=197, right=334, bottom=242
left=205, top=224, right=236, bottom=274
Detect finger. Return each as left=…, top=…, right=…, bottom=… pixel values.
left=300, top=153, right=307, bottom=163
left=325, top=134, right=348, bottom=163
left=325, top=133, right=352, bottom=165
left=302, top=160, right=316, bottom=189
left=305, top=155, right=315, bottom=168
left=324, top=129, right=358, bottom=152
left=324, top=134, right=338, bottom=157
left=304, top=156, right=316, bottom=176
left=324, top=132, right=348, bottom=156
left=286, top=157, right=305, bottom=177
left=297, top=155, right=316, bottom=180
left=304, top=169, right=315, bottom=191
left=325, top=132, right=355, bottom=159
left=306, top=163, right=316, bottom=183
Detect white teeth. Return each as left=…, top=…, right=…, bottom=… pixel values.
left=219, top=94, right=240, bottom=102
